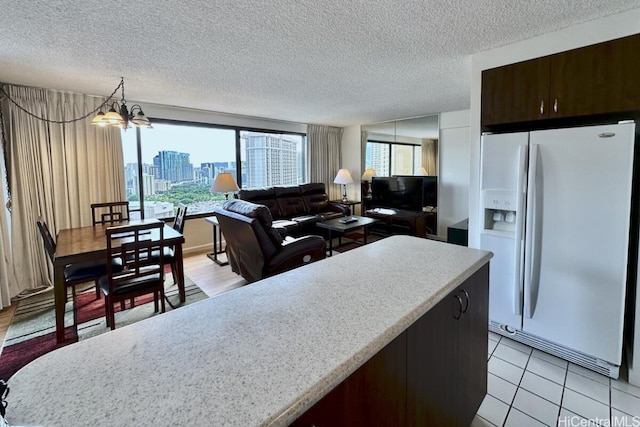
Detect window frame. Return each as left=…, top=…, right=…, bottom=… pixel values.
left=126, top=118, right=307, bottom=219
left=365, top=139, right=422, bottom=177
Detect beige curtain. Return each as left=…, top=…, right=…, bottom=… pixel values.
left=0, top=97, right=16, bottom=308
left=308, top=124, right=343, bottom=200
left=4, top=84, right=124, bottom=294
left=422, top=139, right=438, bottom=175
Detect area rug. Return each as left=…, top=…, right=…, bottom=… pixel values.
left=0, top=276, right=207, bottom=380
left=332, top=231, right=386, bottom=254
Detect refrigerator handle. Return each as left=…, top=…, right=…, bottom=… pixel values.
left=524, top=144, right=539, bottom=319
left=512, top=145, right=527, bottom=316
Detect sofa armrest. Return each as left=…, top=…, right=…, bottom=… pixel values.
left=327, top=202, right=350, bottom=216
left=267, top=235, right=326, bottom=276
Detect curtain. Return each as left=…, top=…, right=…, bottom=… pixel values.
left=308, top=124, right=343, bottom=201
left=0, top=96, right=15, bottom=308
left=4, top=84, right=124, bottom=294
left=422, top=139, right=438, bottom=175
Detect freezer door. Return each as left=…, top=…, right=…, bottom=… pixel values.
left=524, top=123, right=635, bottom=365
left=480, top=132, right=529, bottom=330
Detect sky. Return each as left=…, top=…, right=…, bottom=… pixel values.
left=121, top=123, right=238, bottom=165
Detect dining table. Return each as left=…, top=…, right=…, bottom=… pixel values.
left=53, top=219, right=186, bottom=344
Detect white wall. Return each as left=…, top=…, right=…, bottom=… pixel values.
left=438, top=110, right=470, bottom=237
left=468, top=8, right=640, bottom=385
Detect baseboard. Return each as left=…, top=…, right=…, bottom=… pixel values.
left=184, top=243, right=219, bottom=256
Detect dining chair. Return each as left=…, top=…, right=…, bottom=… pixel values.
left=91, top=201, right=130, bottom=225
left=36, top=218, right=123, bottom=302
left=149, top=204, right=187, bottom=285
left=99, top=220, right=166, bottom=330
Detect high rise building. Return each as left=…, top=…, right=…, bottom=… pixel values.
left=243, top=133, right=299, bottom=188
left=153, top=151, right=194, bottom=183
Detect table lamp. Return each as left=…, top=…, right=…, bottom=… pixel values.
left=211, top=172, right=239, bottom=200
left=415, top=166, right=428, bottom=176
left=334, top=169, right=354, bottom=203
left=361, top=168, right=376, bottom=197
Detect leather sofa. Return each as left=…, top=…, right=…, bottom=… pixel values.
left=214, top=199, right=326, bottom=283
left=237, top=183, right=348, bottom=236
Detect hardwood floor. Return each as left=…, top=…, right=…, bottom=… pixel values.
left=0, top=250, right=247, bottom=354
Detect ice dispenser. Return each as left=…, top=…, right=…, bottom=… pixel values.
left=483, top=190, right=517, bottom=232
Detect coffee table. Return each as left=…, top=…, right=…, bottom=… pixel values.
left=316, top=215, right=379, bottom=256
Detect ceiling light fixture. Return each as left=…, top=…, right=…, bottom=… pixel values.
left=91, top=77, right=152, bottom=130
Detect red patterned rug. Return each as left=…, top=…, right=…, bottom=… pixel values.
left=0, top=276, right=205, bottom=381
left=333, top=231, right=386, bottom=253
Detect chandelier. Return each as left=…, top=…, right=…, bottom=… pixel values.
left=91, top=78, right=152, bottom=130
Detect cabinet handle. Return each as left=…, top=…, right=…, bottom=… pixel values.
left=553, top=98, right=558, bottom=113
left=459, top=289, right=470, bottom=313
left=453, top=295, right=463, bottom=320
left=540, top=100, right=544, bottom=115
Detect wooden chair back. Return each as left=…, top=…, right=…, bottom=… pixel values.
left=173, top=204, right=188, bottom=233
left=91, top=201, right=130, bottom=225
left=36, top=218, right=56, bottom=262
left=105, top=220, right=165, bottom=281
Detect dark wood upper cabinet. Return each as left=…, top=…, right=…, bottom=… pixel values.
left=481, top=56, right=550, bottom=126
left=481, top=33, right=640, bottom=129
left=550, top=35, right=640, bottom=118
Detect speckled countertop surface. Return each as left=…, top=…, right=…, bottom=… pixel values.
left=7, top=235, right=491, bottom=427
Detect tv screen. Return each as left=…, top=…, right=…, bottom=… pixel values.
left=371, top=176, right=437, bottom=211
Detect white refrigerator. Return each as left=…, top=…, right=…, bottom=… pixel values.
left=479, top=122, right=636, bottom=378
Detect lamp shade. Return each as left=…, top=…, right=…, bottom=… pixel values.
left=361, top=168, right=376, bottom=181
left=333, top=169, right=354, bottom=185
left=415, top=167, right=428, bottom=176
left=211, top=172, right=239, bottom=193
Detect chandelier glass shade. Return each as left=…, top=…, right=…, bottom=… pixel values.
left=91, top=78, right=152, bottom=130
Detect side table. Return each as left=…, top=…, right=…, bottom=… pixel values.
left=330, top=200, right=362, bottom=216
left=205, top=216, right=228, bottom=266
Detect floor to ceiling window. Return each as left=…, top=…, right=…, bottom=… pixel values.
left=122, top=121, right=307, bottom=219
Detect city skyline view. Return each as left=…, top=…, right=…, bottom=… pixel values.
left=121, top=123, right=307, bottom=218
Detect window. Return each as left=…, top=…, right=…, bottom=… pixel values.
left=122, top=121, right=307, bottom=219
left=240, top=131, right=307, bottom=189
left=365, top=141, right=422, bottom=176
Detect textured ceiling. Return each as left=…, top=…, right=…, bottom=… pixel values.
left=1, top=0, right=640, bottom=127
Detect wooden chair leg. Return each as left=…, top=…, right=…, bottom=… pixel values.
left=109, top=300, right=116, bottom=330
left=171, top=262, right=177, bottom=285
left=160, top=289, right=166, bottom=313
left=94, top=280, right=101, bottom=300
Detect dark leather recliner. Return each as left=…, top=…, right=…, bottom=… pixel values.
left=214, top=199, right=327, bottom=283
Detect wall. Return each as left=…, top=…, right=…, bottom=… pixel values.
left=468, top=8, right=640, bottom=386
left=438, top=110, right=470, bottom=237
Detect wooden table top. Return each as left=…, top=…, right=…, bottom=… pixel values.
left=54, top=220, right=184, bottom=266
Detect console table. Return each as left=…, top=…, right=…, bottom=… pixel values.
left=365, top=207, right=430, bottom=237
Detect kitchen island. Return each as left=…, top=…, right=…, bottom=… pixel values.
left=6, top=235, right=492, bottom=426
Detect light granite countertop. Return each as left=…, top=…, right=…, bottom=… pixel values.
left=6, top=235, right=491, bottom=426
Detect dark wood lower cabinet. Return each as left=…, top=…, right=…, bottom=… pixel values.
left=291, top=264, right=489, bottom=426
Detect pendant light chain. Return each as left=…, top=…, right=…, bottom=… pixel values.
left=0, top=79, right=123, bottom=125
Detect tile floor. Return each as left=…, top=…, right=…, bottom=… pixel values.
left=473, top=332, right=640, bottom=427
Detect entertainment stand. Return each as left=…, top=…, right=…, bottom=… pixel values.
left=365, top=208, right=434, bottom=237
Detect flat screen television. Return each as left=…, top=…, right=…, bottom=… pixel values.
left=371, top=175, right=437, bottom=211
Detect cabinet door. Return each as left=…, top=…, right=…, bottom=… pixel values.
left=291, top=332, right=407, bottom=427
left=406, top=285, right=459, bottom=426
left=406, top=266, right=489, bottom=427
left=550, top=33, right=640, bottom=118
left=456, top=264, right=489, bottom=427
left=481, top=57, right=550, bottom=127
